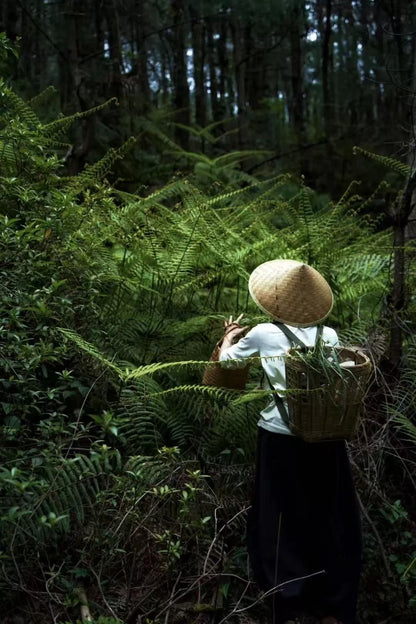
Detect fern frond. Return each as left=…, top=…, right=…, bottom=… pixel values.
left=0, top=138, right=19, bottom=174
left=58, top=328, right=123, bottom=375
left=28, top=86, right=58, bottom=110
left=65, top=136, right=137, bottom=189
left=213, top=150, right=273, bottom=167
left=41, top=97, right=118, bottom=140
left=353, top=146, right=411, bottom=177
left=124, top=454, right=171, bottom=485
left=335, top=180, right=362, bottom=208
left=146, top=383, right=235, bottom=401
left=116, top=379, right=169, bottom=452
left=392, top=411, right=416, bottom=442
left=2, top=451, right=122, bottom=543
left=137, top=118, right=183, bottom=152
left=0, top=81, right=40, bottom=127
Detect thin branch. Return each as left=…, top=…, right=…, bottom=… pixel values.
left=247, top=139, right=331, bottom=173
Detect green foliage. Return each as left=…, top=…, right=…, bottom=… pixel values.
left=353, top=146, right=412, bottom=177
left=0, top=80, right=415, bottom=624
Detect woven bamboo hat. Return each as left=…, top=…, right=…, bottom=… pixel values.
left=248, top=259, right=333, bottom=327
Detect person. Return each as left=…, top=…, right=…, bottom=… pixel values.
left=218, top=259, right=362, bottom=624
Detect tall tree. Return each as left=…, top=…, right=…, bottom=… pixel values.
left=134, top=0, right=151, bottom=113
left=206, top=14, right=219, bottom=119
left=103, top=0, right=123, bottom=100
left=320, top=0, right=333, bottom=138
left=288, top=0, right=306, bottom=171
left=231, top=12, right=248, bottom=147
left=170, top=0, right=190, bottom=148
left=190, top=3, right=206, bottom=129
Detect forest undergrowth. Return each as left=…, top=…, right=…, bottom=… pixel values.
left=0, top=76, right=416, bottom=624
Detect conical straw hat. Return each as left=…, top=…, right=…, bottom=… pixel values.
left=248, top=259, right=333, bottom=327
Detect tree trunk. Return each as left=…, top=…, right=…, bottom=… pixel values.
left=160, top=45, right=169, bottom=106
left=59, top=1, right=79, bottom=114
left=245, top=23, right=262, bottom=111
left=103, top=0, right=123, bottom=101
left=190, top=6, right=206, bottom=130
left=59, top=1, right=96, bottom=175
left=359, top=0, right=374, bottom=125
left=231, top=16, right=248, bottom=147
left=321, top=0, right=333, bottom=138
left=374, top=1, right=386, bottom=125
left=170, top=0, right=190, bottom=148
left=135, top=0, right=151, bottom=113
left=288, top=1, right=306, bottom=173
left=405, top=33, right=416, bottom=241
left=388, top=171, right=416, bottom=370
left=3, top=0, right=19, bottom=42
left=344, top=0, right=359, bottom=127
left=206, top=16, right=219, bottom=120
left=218, top=15, right=230, bottom=117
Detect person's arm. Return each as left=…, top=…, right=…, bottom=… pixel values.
left=219, top=315, right=259, bottom=367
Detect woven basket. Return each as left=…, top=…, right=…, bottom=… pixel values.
left=202, top=336, right=249, bottom=391
left=285, top=347, right=371, bottom=442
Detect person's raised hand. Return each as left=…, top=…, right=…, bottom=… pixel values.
left=223, top=314, right=249, bottom=343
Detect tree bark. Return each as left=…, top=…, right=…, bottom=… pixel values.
left=103, top=0, right=123, bottom=101
left=321, top=0, right=333, bottom=138
left=218, top=15, right=230, bottom=117
left=170, top=0, right=190, bottom=148
left=374, top=1, right=386, bottom=124
left=190, top=5, right=206, bottom=130
left=288, top=1, right=306, bottom=174
left=206, top=16, right=219, bottom=120
left=359, top=0, right=374, bottom=125
left=231, top=15, right=248, bottom=147
left=388, top=171, right=416, bottom=370
left=135, top=0, right=151, bottom=113
left=3, top=0, right=19, bottom=42
left=58, top=1, right=96, bottom=175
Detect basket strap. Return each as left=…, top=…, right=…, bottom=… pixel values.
left=265, top=324, right=324, bottom=429
left=273, top=321, right=306, bottom=348
left=264, top=371, right=291, bottom=429
left=315, top=324, right=323, bottom=345
left=274, top=321, right=323, bottom=348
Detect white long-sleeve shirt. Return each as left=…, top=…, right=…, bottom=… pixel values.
left=219, top=322, right=339, bottom=435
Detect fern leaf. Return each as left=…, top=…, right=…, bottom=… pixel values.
left=353, top=146, right=411, bottom=176
left=0, top=81, right=40, bottom=127
left=41, top=97, right=118, bottom=139
left=28, top=86, right=58, bottom=110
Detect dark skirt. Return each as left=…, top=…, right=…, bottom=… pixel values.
left=247, top=427, right=362, bottom=624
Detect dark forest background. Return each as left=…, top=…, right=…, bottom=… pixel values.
left=1, top=2, right=416, bottom=624
left=3, top=0, right=416, bottom=191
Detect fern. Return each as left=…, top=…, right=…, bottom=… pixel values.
left=116, top=378, right=169, bottom=452
left=0, top=80, right=40, bottom=127
left=353, top=146, right=411, bottom=177
left=41, top=97, right=118, bottom=140
left=64, top=136, right=138, bottom=189
left=0, top=136, right=19, bottom=175
left=1, top=450, right=122, bottom=542
left=28, top=85, right=59, bottom=110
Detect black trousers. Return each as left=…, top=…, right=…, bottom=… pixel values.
left=247, top=428, right=362, bottom=624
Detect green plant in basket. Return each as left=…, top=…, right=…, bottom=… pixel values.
left=287, top=336, right=346, bottom=386
left=285, top=338, right=372, bottom=442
